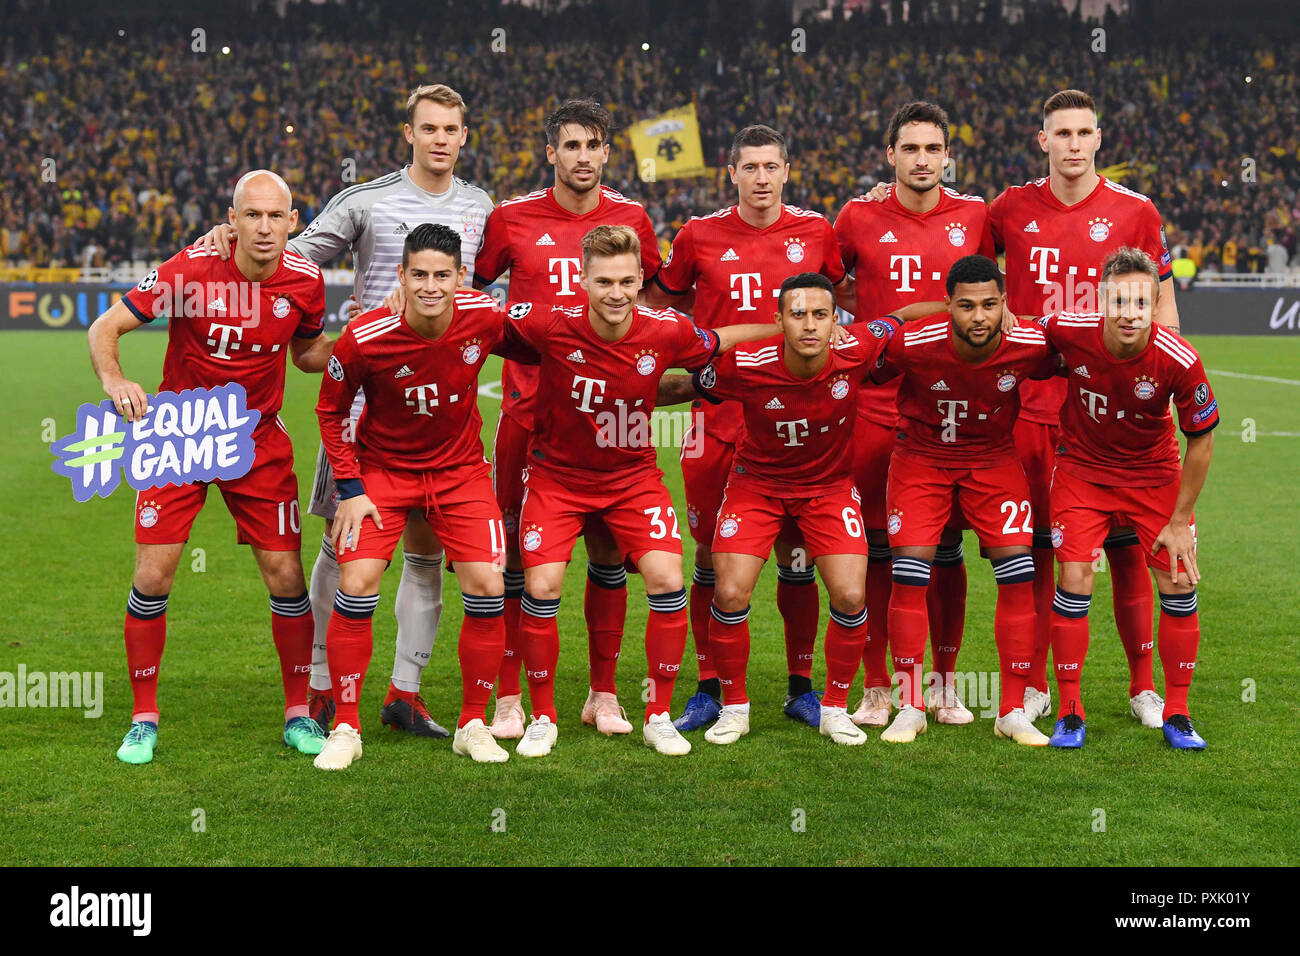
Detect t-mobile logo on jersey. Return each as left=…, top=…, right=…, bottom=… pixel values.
left=1028, top=246, right=1061, bottom=285
left=775, top=418, right=810, bottom=446
left=570, top=375, right=607, bottom=412
left=729, top=272, right=766, bottom=311
left=889, top=255, right=922, bottom=292
left=404, top=383, right=441, bottom=416
left=548, top=257, right=582, bottom=296
left=206, top=323, right=244, bottom=360
left=937, top=399, right=968, bottom=443
left=1079, top=387, right=1108, bottom=422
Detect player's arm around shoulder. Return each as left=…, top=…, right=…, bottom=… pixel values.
left=291, top=328, right=333, bottom=373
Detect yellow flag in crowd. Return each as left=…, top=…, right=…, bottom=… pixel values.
left=629, top=103, right=708, bottom=181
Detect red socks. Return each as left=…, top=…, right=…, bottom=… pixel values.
left=269, top=593, right=313, bottom=721
left=690, top=565, right=718, bottom=682
left=459, top=595, right=507, bottom=727
left=862, top=547, right=893, bottom=689
left=929, top=546, right=967, bottom=683
left=992, top=577, right=1036, bottom=716
left=645, top=589, right=689, bottom=719
left=823, top=606, right=867, bottom=708
left=585, top=562, right=627, bottom=695
left=497, top=569, right=525, bottom=698
left=776, top=565, right=818, bottom=679
left=124, top=587, right=168, bottom=724
left=887, top=558, right=931, bottom=710
left=520, top=593, right=561, bottom=722
left=709, top=601, right=752, bottom=705
left=1108, top=541, right=1156, bottom=696
left=1157, top=592, right=1200, bottom=720
left=1050, top=587, right=1092, bottom=720
left=326, top=591, right=379, bottom=731
left=1027, top=547, right=1056, bottom=691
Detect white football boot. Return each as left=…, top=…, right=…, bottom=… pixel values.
left=1130, top=689, right=1165, bottom=729
left=881, top=704, right=928, bottom=743
left=643, top=712, right=692, bottom=755
left=516, top=715, right=558, bottom=758
left=313, top=722, right=363, bottom=770
left=820, top=706, right=868, bottom=746
left=704, top=704, right=751, bottom=745
left=453, top=718, right=509, bottom=763
left=994, top=707, right=1051, bottom=746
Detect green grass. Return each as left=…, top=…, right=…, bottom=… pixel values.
left=2, top=330, right=1297, bottom=866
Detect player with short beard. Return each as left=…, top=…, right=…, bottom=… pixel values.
left=644, top=125, right=853, bottom=733
left=1037, top=248, right=1215, bottom=750
left=989, top=89, right=1179, bottom=729
left=89, top=170, right=333, bottom=765
left=199, top=84, right=494, bottom=741
left=834, top=101, right=996, bottom=729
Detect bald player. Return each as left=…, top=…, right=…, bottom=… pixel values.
left=90, top=170, right=333, bottom=765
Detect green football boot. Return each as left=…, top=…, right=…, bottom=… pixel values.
left=116, top=721, right=158, bottom=765
left=284, top=715, right=328, bottom=755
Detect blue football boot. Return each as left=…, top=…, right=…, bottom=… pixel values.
left=1162, top=714, right=1207, bottom=750
left=783, top=689, right=823, bottom=728
left=1049, top=713, right=1086, bottom=748
left=672, top=691, right=722, bottom=731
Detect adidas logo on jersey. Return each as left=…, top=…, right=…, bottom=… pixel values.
left=394, top=223, right=410, bottom=236
left=720, top=247, right=740, bottom=261
left=394, top=365, right=414, bottom=379
left=930, top=380, right=949, bottom=391
left=1073, top=365, right=1090, bottom=378
left=1024, top=220, right=1040, bottom=233
left=536, top=233, right=556, bottom=246
left=879, top=231, right=898, bottom=243
left=208, top=299, right=226, bottom=311
left=765, top=396, right=785, bottom=410
left=566, top=349, right=586, bottom=363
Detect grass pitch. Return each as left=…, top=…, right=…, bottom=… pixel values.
left=1, top=330, right=1297, bottom=866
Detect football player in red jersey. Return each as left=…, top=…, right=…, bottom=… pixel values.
left=313, top=224, right=541, bottom=768
left=505, top=225, right=774, bottom=758
left=88, top=170, right=334, bottom=765
left=644, top=124, right=852, bottom=733
left=678, top=274, right=907, bottom=747
left=1037, top=248, right=1215, bottom=750
left=834, top=102, right=997, bottom=728
left=990, top=89, right=1180, bottom=728
left=870, top=255, right=1054, bottom=747
left=470, top=100, right=661, bottom=741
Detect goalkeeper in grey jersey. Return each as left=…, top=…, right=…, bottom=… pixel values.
left=198, top=84, right=493, bottom=739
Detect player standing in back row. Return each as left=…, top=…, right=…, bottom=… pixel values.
left=644, top=124, right=853, bottom=733
left=834, top=101, right=996, bottom=729
left=200, top=84, right=494, bottom=740
left=989, top=89, right=1179, bottom=728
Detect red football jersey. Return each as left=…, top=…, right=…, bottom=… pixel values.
left=123, top=244, right=325, bottom=435
left=504, top=303, right=719, bottom=488
left=1040, top=313, right=1218, bottom=487
left=989, top=175, right=1172, bottom=425
left=656, top=204, right=846, bottom=444
left=695, top=318, right=899, bottom=496
left=835, top=186, right=996, bottom=429
left=317, top=291, right=530, bottom=480
left=475, top=186, right=661, bottom=432
left=875, top=317, right=1053, bottom=468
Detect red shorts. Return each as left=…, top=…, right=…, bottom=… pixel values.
left=134, top=421, right=301, bottom=550
left=850, top=415, right=896, bottom=530
left=713, top=479, right=867, bottom=560
left=1014, top=417, right=1059, bottom=532
left=492, top=412, right=530, bottom=546
left=886, top=454, right=1034, bottom=549
left=519, top=466, right=682, bottom=568
left=340, top=461, right=505, bottom=566
left=1050, top=469, right=1191, bottom=572
left=681, top=413, right=734, bottom=546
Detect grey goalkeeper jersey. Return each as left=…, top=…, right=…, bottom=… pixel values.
left=288, top=165, right=493, bottom=309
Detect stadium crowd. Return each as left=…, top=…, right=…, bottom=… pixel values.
left=2, top=0, right=1296, bottom=271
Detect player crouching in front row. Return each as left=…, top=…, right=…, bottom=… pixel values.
left=313, top=224, right=540, bottom=768
left=871, top=255, right=1055, bottom=746
left=1040, top=247, right=1216, bottom=750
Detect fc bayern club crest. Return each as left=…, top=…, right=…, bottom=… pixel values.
left=887, top=513, right=902, bottom=536
left=996, top=373, right=1017, bottom=392
left=831, top=379, right=849, bottom=400
left=1088, top=217, right=1112, bottom=242
left=687, top=505, right=699, bottom=529
left=947, top=222, right=967, bottom=247
left=462, top=342, right=482, bottom=364
left=784, top=238, right=806, bottom=263
left=1051, top=525, right=1064, bottom=549
left=523, top=529, right=542, bottom=552
left=272, top=296, right=291, bottom=318
left=719, top=517, right=739, bottom=538
left=138, top=504, right=159, bottom=528
left=1134, top=379, right=1157, bottom=400
left=636, top=353, right=657, bottom=375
